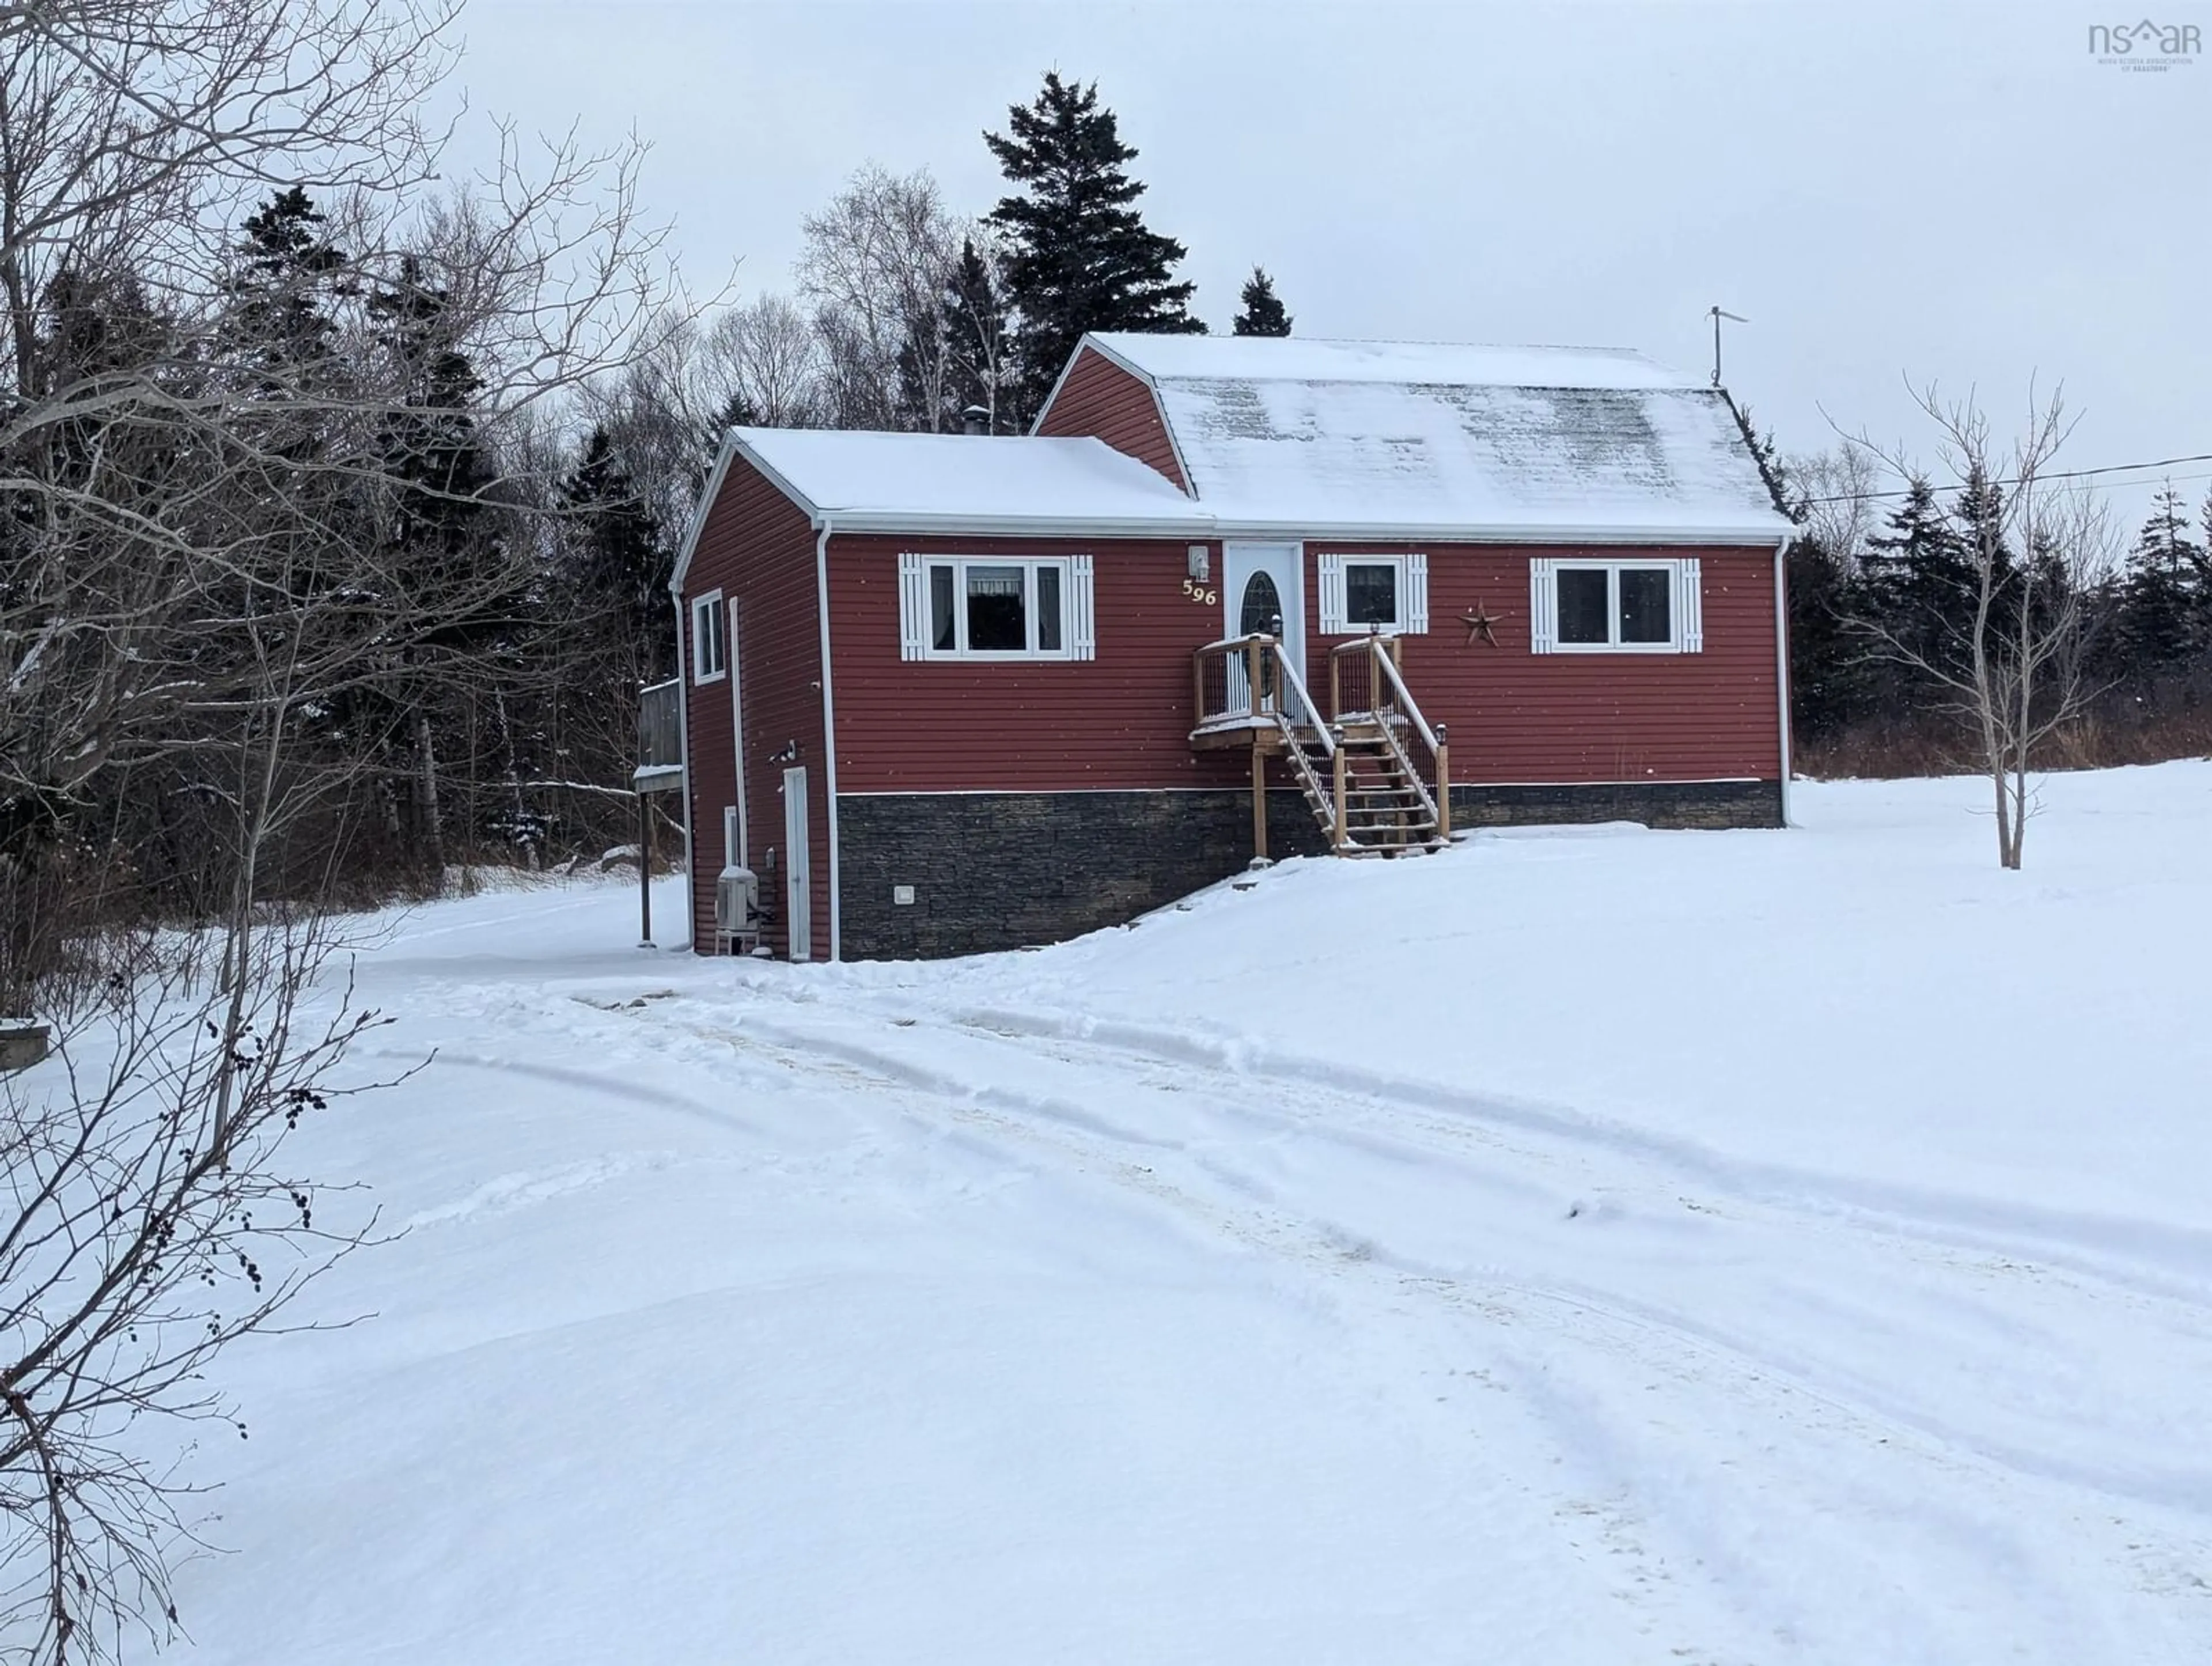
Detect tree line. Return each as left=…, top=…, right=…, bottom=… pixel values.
left=1775, top=425, right=2212, bottom=778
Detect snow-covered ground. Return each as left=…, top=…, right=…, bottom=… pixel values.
left=171, top=764, right=2212, bottom=1664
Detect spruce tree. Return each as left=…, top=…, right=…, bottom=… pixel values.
left=984, top=71, right=1204, bottom=423
left=1862, top=474, right=1978, bottom=696
left=940, top=237, right=1013, bottom=431
left=2119, top=483, right=2205, bottom=667
left=1232, top=267, right=1292, bottom=336
left=561, top=426, right=669, bottom=677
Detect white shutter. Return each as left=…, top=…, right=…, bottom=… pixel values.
left=1404, top=552, right=1429, bottom=634
left=897, top=551, right=927, bottom=660
left=1528, top=558, right=1557, bottom=654
left=1675, top=557, right=1704, bottom=653
left=1317, top=552, right=1346, bottom=634
left=1070, top=554, right=1096, bottom=660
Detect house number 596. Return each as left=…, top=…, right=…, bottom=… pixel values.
left=1180, top=578, right=1217, bottom=605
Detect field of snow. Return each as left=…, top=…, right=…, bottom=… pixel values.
left=169, top=764, right=2212, bottom=1664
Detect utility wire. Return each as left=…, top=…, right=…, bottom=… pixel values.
left=1796, top=450, right=2212, bottom=507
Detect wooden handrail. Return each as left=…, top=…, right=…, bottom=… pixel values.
left=1372, top=643, right=1440, bottom=752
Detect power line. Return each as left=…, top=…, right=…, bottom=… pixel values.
left=1797, top=450, right=2212, bottom=508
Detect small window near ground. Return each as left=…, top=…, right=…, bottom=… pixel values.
left=691, top=591, right=726, bottom=683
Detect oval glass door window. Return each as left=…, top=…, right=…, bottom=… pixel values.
left=1239, top=570, right=1283, bottom=637
left=1237, top=571, right=1283, bottom=710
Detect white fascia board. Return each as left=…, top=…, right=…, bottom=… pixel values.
left=815, top=510, right=1794, bottom=546
left=668, top=431, right=828, bottom=594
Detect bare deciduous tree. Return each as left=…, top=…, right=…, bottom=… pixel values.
left=1847, top=384, right=2117, bottom=868
left=0, top=922, right=387, bottom=1661
left=706, top=293, right=824, bottom=429
left=0, top=3, right=681, bottom=1654
left=797, top=164, right=957, bottom=431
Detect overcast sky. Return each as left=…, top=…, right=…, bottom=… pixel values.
left=457, top=0, right=2209, bottom=527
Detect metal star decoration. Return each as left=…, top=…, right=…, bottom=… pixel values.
left=1459, top=601, right=1499, bottom=647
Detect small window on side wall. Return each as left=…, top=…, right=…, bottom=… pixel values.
left=1531, top=558, right=1703, bottom=654
left=691, top=590, right=727, bottom=683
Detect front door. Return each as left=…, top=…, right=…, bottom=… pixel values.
left=1222, top=543, right=1305, bottom=717
left=783, top=766, right=811, bottom=961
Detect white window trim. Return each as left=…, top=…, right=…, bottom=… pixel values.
left=899, top=554, right=1096, bottom=662
left=691, top=588, right=728, bottom=684
left=1316, top=552, right=1429, bottom=635
left=1530, top=556, right=1703, bottom=654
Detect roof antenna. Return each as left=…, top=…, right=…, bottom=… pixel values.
left=1707, top=306, right=1747, bottom=387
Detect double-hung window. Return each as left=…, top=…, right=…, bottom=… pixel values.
left=691, top=590, right=727, bottom=683
left=898, top=554, right=1096, bottom=661
left=1529, top=558, right=1704, bottom=654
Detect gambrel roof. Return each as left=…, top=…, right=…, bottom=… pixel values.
left=676, top=334, right=1792, bottom=585
left=1075, top=333, right=1792, bottom=543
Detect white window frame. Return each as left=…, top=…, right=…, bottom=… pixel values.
left=899, top=554, right=1096, bottom=662
left=691, top=589, right=727, bottom=683
left=1316, top=552, right=1429, bottom=635
left=1530, top=557, right=1703, bottom=654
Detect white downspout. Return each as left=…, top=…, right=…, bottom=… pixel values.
left=1772, top=533, right=1793, bottom=828
left=670, top=589, right=695, bottom=945
left=815, top=516, right=842, bottom=960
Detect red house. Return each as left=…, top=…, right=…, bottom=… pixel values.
left=667, top=334, right=1795, bottom=961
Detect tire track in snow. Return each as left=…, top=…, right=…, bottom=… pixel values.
left=641, top=990, right=2212, bottom=1655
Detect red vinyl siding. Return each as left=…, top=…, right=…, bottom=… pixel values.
left=1312, top=544, right=1783, bottom=783
left=1033, top=346, right=1190, bottom=491
left=830, top=532, right=1241, bottom=793
left=681, top=459, right=830, bottom=959
left=828, top=537, right=1781, bottom=794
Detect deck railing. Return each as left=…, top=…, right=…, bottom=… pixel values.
left=1327, top=631, right=1450, bottom=839
left=635, top=677, right=683, bottom=785
left=1191, top=633, right=1328, bottom=740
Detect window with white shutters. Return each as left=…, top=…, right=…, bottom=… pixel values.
left=895, top=554, right=1095, bottom=661
left=1529, top=557, right=1702, bottom=654
left=1316, top=552, right=1427, bottom=634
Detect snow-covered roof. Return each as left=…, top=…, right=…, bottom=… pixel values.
left=733, top=427, right=1200, bottom=531
left=1080, top=333, right=1793, bottom=542
left=1083, top=333, right=1698, bottom=391
left=680, top=335, right=1793, bottom=559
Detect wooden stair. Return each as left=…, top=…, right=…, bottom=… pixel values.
left=1192, top=629, right=1450, bottom=862
left=1285, top=716, right=1444, bottom=856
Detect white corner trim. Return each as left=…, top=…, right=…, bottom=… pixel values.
left=670, top=590, right=694, bottom=948
left=1773, top=532, right=1794, bottom=827
left=816, top=517, right=842, bottom=961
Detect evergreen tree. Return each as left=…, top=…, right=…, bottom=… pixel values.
left=2118, top=482, right=2205, bottom=667
left=983, top=71, right=1204, bottom=423
left=226, top=187, right=353, bottom=387
left=560, top=425, right=669, bottom=677
left=940, top=237, right=1013, bottom=431
left=1232, top=267, right=1291, bottom=336
left=1861, top=474, right=1978, bottom=690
